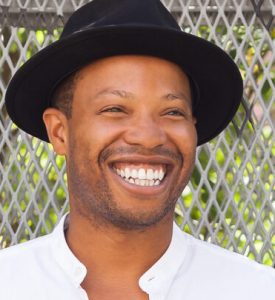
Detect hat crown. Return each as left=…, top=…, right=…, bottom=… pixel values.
left=61, top=0, right=180, bottom=38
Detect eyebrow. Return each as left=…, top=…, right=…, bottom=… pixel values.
left=94, top=88, right=191, bottom=104
left=95, top=89, right=134, bottom=99
left=162, top=92, right=191, bottom=105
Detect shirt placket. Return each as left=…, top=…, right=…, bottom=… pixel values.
left=78, top=286, right=89, bottom=300
left=140, top=274, right=168, bottom=300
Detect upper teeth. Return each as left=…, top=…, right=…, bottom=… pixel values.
left=116, top=168, right=165, bottom=181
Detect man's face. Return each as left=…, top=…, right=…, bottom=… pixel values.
left=64, top=55, right=197, bottom=230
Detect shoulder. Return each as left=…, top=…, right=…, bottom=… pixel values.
left=0, top=233, right=60, bottom=300
left=0, top=233, right=53, bottom=278
left=186, top=231, right=272, bottom=270
left=0, top=214, right=68, bottom=268
left=174, top=226, right=275, bottom=291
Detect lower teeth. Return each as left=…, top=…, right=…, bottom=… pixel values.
left=124, top=178, right=160, bottom=186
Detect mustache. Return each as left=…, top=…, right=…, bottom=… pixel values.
left=99, top=146, right=183, bottom=165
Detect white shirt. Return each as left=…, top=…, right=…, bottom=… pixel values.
left=1, top=214, right=275, bottom=300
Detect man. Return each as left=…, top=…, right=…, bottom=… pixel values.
left=1, top=0, right=275, bottom=299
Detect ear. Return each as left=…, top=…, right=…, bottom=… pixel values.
left=43, top=108, right=68, bottom=156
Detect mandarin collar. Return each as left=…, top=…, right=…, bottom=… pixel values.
left=139, top=224, right=188, bottom=297
left=50, top=213, right=188, bottom=296
left=50, top=213, right=87, bottom=287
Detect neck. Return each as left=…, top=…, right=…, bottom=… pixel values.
left=65, top=207, right=174, bottom=282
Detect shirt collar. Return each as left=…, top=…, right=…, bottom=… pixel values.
left=50, top=213, right=87, bottom=287
left=50, top=213, right=188, bottom=295
left=139, top=223, right=188, bottom=297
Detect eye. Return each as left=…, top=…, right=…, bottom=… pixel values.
left=167, top=110, right=183, bottom=116
left=101, top=106, right=124, bottom=113
left=165, top=109, right=186, bottom=117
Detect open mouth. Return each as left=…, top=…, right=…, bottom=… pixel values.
left=113, top=163, right=166, bottom=187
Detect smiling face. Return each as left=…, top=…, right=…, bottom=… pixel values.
left=44, top=55, right=197, bottom=230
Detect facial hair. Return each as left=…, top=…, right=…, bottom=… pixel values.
left=67, top=141, right=192, bottom=231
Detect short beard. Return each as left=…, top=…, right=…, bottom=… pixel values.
left=67, top=143, right=191, bottom=231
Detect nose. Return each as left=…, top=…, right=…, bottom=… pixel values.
left=123, top=113, right=167, bottom=149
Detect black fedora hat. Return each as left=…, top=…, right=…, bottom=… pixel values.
left=5, top=0, right=243, bottom=145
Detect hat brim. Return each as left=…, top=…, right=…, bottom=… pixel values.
left=5, top=26, right=243, bottom=145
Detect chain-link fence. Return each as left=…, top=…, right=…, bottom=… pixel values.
left=0, top=0, right=274, bottom=266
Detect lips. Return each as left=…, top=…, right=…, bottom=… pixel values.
left=107, top=153, right=176, bottom=194
left=114, top=163, right=166, bottom=187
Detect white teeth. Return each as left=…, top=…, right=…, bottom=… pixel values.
left=159, top=170, right=164, bottom=181
left=131, top=169, right=138, bottom=179
left=115, top=166, right=165, bottom=186
left=154, top=180, right=160, bottom=186
left=123, top=178, right=159, bottom=187
left=125, top=167, right=131, bottom=179
left=147, top=169, right=154, bottom=180
left=138, top=168, right=146, bottom=180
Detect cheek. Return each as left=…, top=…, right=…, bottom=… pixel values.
left=166, top=121, right=198, bottom=153
left=167, top=123, right=197, bottom=177
left=68, top=118, right=126, bottom=163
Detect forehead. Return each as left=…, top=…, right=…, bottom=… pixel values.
left=74, top=55, right=191, bottom=101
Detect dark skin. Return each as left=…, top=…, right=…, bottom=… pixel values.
left=43, top=55, right=197, bottom=300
